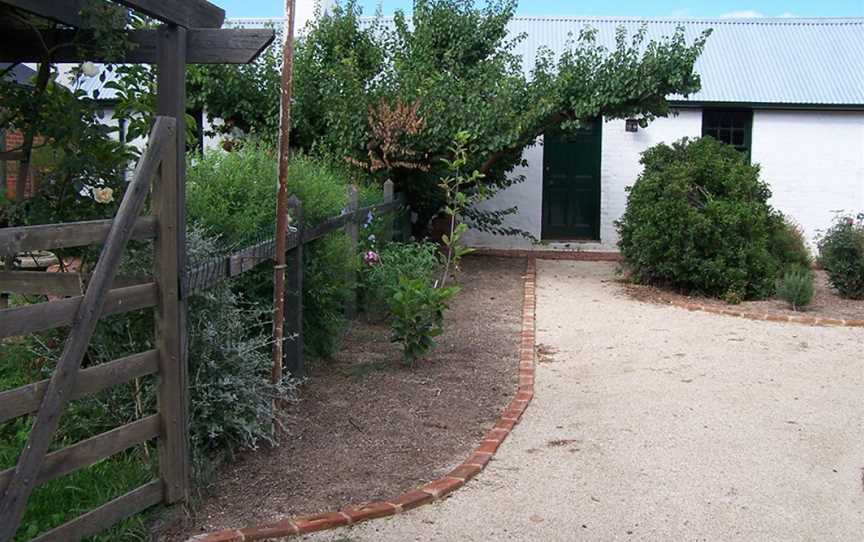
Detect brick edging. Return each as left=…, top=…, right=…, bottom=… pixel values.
left=667, top=299, right=864, bottom=328
left=190, top=258, right=538, bottom=542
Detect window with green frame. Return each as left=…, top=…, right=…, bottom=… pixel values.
left=702, top=109, right=753, bottom=156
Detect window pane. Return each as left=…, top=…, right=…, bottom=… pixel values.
left=732, top=129, right=745, bottom=146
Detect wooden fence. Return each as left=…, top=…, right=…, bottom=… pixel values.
left=180, top=181, right=407, bottom=376
left=0, top=121, right=407, bottom=540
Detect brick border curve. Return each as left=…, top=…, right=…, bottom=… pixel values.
left=667, top=299, right=864, bottom=328
left=190, top=258, right=538, bottom=542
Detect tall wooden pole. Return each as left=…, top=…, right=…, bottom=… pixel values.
left=272, top=0, right=297, bottom=385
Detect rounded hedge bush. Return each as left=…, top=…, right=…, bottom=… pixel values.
left=818, top=216, right=864, bottom=299
left=617, top=137, right=798, bottom=301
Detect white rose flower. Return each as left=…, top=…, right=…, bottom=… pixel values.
left=81, top=62, right=99, bottom=78
left=92, top=187, right=114, bottom=204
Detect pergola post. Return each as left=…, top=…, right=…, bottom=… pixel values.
left=154, top=23, right=190, bottom=504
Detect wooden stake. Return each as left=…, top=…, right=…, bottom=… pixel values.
left=272, top=0, right=298, bottom=385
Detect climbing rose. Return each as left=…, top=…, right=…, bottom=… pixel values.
left=92, top=187, right=114, bottom=204
left=81, top=62, right=99, bottom=78
left=364, top=250, right=379, bottom=265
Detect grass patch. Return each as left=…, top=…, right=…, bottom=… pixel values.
left=1, top=340, right=158, bottom=541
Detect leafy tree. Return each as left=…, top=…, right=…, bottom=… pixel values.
left=292, top=0, right=711, bottom=233
left=186, top=24, right=283, bottom=146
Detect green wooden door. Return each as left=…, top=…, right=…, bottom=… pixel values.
left=542, top=118, right=602, bottom=240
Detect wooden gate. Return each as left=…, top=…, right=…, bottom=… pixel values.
left=0, top=118, right=186, bottom=540
left=0, top=2, right=276, bottom=539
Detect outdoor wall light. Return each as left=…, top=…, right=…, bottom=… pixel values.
left=625, top=119, right=639, bottom=132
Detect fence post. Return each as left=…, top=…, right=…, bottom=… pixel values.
left=345, top=184, right=359, bottom=319
left=154, top=24, right=189, bottom=505
left=284, top=196, right=304, bottom=378
left=398, top=192, right=411, bottom=241
left=383, top=179, right=394, bottom=243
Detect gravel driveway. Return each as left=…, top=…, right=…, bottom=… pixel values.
left=303, top=260, right=864, bottom=541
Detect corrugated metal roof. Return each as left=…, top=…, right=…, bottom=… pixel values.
left=504, top=17, right=864, bottom=106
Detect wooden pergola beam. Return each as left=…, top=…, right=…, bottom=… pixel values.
left=1, top=0, right=88, bottom=28
left=0, top=0, right=225, bottom=29
left=0, top=28, right=275, bottom=64
left=113, top=0, right=225, bottom=29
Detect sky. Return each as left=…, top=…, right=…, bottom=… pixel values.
left=217, top=0, right=864, bottom=19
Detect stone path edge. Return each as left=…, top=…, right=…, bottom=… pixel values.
left=189, top=258, right=538, bottom=542
left=666, top=298, right=864, bottom=328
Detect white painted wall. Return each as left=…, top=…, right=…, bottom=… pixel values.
left=465, top=108, right=864, bottom=252
left=752, top=110, right=864, bottom=246
left=464, top=108, right=702, bottom=251
left=598, top=109, right=702, bottom=247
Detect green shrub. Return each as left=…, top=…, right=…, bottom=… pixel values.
left=187, top=148, right=382, bottom=360
left=617, top=137, right=795, bottom=300
left=818, top=215, right=864, bottom=299
left=360, top=241, right=441, bottom=316
left=29, top=229, right=292, bottom=480
left=771, top=215, right=812, bottom=270
left=187, top=142, right=277, bottom=246
left=389, top=277, right=458, bottom=364
left=304, top=232, right=355, bottom=359
left=288, top=155, right=380, bottom=358
left=776, top=266, right=814, bottom=310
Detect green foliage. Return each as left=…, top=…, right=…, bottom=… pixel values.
left=287, top=156, right=379, bottom=359
left=293, top=0, right=709, bottom=230
left=293, top=0, right=385, bottom=155
left=389, top=276, right=458, bottom=364
left=771, top=215, right=812, bottom=270
left=186, top=285, right=289, bottom=461
left=617, top=137, right=796, bottom=300
left=187, top=143, right=277, bottom=246
left=303, top=233, right=354, bottom=359
left=186, top=148, right=379, bottom=360
left=776, top=266, right=815, bottom=311
left=817, top=215, right=864, bottom=299
left=187, top=22, right=283, bottom=146
left=1, top=342, right=154, bottom=541
left=0, top=65, right=132, bottom=230
left=360, top=241, right=441, bottom=316
left=437, top=131, right=483, bottom=285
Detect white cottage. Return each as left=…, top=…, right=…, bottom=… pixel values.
left=462, top=17, right=864, bottom=253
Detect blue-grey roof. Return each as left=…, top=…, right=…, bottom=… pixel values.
left=505, top=17, right=864, bottom=106
left=1, top=63, right=37, bottom=86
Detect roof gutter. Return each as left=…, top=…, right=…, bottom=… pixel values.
left=670, top=100, right=864, bottom=112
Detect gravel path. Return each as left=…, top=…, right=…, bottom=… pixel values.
left=302, top=260, right=864, bottom=541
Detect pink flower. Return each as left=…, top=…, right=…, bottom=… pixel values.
left=364, top=250, right=380, bottom=265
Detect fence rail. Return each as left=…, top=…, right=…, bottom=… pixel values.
left=181, top=195, right=405, bottom=298
left=0, top=217, right=158, bottom=258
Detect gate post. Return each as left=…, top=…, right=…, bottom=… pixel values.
left=154, top=24, right=190, bottom=504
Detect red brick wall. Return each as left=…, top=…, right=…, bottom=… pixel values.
left=4, top=130, right=38, bottom=200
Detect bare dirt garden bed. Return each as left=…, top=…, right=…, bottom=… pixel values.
left=622, top=269, right=864, bottom=324
left=158, top=256, right=524, bottom=541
